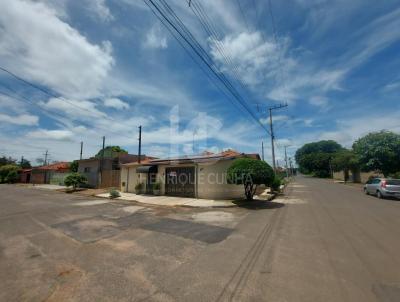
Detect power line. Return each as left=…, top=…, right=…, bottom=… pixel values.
left=144, top=0, right=270, bottom=134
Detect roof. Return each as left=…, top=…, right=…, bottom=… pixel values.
left=33, top=162, right=70, bottom=171
left=122, top=149, right=260, bottom=166
left=78, top=154, right=155, bottom=164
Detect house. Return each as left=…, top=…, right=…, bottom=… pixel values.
left=19, top=168, right=32, bottom=183
left=30, top=162, right=70, bottom=185
left=120, top=150, right=261, bottom=200
left=78, top=154, right=155, bottom=188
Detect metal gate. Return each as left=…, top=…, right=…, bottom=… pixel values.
left=165, top=167, right=195, bottom=197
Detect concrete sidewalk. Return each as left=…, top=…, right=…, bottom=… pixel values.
left=96, top=192, right=237, bottom=208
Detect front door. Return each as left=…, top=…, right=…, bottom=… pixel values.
left=165, top=167, right=195, bottom=197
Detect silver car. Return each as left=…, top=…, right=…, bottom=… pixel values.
left=364, top=178, right=400, bottom=199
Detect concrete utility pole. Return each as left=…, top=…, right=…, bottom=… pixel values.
left=284, top=145, right=289, bottom=178
left=99, top=136, right=105, bottom=187
left=80, top=141, right=83, bottom=160
left=261, top=141, right=265, bottom=161
left=44, top=150, right=48, bottom=166
left=138, top=125, right=142, bottom=163
left=268, top=103, right=288, bottom=171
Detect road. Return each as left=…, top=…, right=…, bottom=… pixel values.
left=0, top=177, right=400, bottom=301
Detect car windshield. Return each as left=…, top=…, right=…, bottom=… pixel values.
left=387, top=179, right=400, bottom=185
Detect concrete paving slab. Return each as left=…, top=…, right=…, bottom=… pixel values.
left=96, top=192, right=237, bottom=208
left=32, top=184, right=66, bottom=190
left=73, top=199, right=114, bottom=206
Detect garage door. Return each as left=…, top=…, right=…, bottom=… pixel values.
left=165, top=167, right=195, bottom=197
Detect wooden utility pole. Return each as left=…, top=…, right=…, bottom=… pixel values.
left=80, top=141, right=83, bottom=160
left=138, top=126, right=142, bottom=163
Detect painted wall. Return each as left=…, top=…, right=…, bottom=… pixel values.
left=121, top=160, right=246, bottom=200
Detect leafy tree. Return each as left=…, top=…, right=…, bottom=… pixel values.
left=0, top=156, right=16, bottom=167
left=0, top=164, right=19, bottom=183
left=331, top=149, right=359, bottom=172
left=227, top=158, right=274, bottom=200
left=64, top=173, right=87, bottom=190
left=20, top=159, right=31, bottom=169
left=69, top=160, right=79, bottom=172
left=295, top=140, right=343, bottom=177
left=95, top=146, right=127, bottom=158
left=353, top=131, right=400, bottom=176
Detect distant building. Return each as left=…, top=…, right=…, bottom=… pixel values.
left=21, top=162, right=71, bottom=185
left=78, top=154, right=155, bottom=188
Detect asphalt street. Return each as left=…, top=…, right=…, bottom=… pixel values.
left=0, top=177, right=399, bottom=301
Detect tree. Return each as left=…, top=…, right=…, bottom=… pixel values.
left=353, top=131, right=400, bottom=176
left=69, top=160, right=79, bottom=172
left=0, top=156, right=16, bottom=167
left=64, top=173, right=87, bottom=190
left=295, top=140, right=343, bottom=177
left=331, top=149, right=359, bottom=172
left=0, top=164, right=19, bottom=183
left=95, top=146, right=127, bottom=158
left=20, top=159, right=31, bottom=169
left=227, top=158, right=274, bottom=201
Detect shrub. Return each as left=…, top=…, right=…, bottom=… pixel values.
left=135, top=182, right=143, bottom=193
left=64, top=173, right=87, bottom=190
left=109, top=188, right=120, bottom=199
left=271, top=176, right=282, bottom=192
left=0, top=164, right=19, bottom=183
left=153, top=182, right=161, bottom=190
left=227, top=158, right=274, bottom=201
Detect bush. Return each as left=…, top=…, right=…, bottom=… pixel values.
left=109, top=188, right=120, bottom=199
left=271, top=176, right=282, bottom=192
left=64, top=173, right=87, bottom=190
left=389, top=172, right=400, bottom=179
left=0, top=164, right=19, bottom=183
left=227, top=158, right=274, bottom=200
left=153, top=182, right=160, bottom=190
left=135, top=182, right=143, bottom=193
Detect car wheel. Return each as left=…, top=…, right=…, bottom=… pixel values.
left=364, top=188, right=369, bottom=195
left=377, top=191, right=384, bottom=199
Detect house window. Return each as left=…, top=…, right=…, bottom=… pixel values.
left=84, top=167, right=91, bottom=173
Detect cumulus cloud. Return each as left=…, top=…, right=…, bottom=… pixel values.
left=0, top=113, right=39, bottom=126
left=0, top=0, right=114, bottom=99
left=26, top=129, right=74, bottom=141
left=103, top=98, right=130, bottom=110
left=143, top=24, right=168, bottom=49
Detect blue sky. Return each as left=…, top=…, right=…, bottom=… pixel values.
left=0, top=0, right=399, bottom=165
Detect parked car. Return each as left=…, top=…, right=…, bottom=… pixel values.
left=364, top=178, right=400, bottom=199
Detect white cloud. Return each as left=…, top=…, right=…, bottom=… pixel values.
left=83, top=0, right=114, bottom=22
left=210, top=31, right=283, bottom=86
left=26, top=129, right=74, bottom=141
left=40, top=98, right=106, bottom=120
left=0, top=0, right=114, bottom=99
left=143, top=24, right=168, bottom=49
left=309, top=96, right=329, bottom=107
left=103, top=98, right=130, bottom=110
left=0, top=113, right=39, bottom=126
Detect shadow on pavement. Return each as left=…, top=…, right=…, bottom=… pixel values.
left=233, top=200, right=285, bottom=210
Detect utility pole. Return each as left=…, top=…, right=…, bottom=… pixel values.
left=20, top=156, right=24, bottom=166
left=99, top=136, right=105, bottom=187
left=289, top=157, right=293, bottom=176
left=284, top=145, right=289, bottom=178
left=268, top=103, right=288, bottom=171
left=138, top=125, right=142, bottom=163
left=261, top=141, right=265, bottom=161
left=44, top=150, right=48, bottom=166
left=80, top=141, right=83, bottom=160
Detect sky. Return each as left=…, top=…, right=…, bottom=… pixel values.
left=0, top=0, right=399, bottom=166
